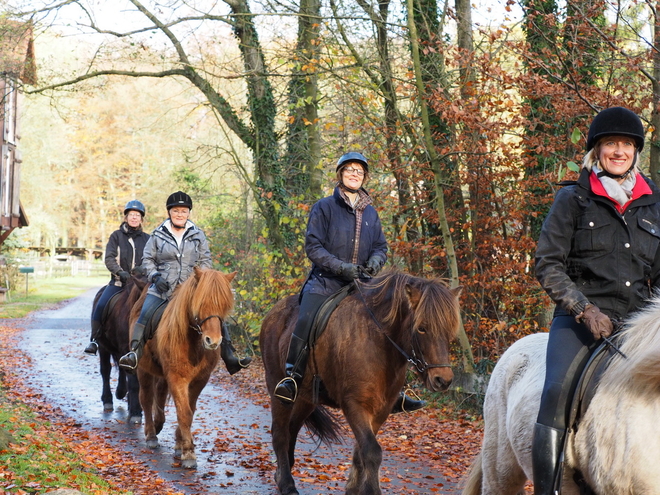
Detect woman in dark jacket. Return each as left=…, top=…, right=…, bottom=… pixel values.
left=274, top=152, right=425, bottom=413
left=84, top=200, right=150, bottom=355
left=532, top=107, right=660, bottom=494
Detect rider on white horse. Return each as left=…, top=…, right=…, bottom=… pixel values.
left=533, top=107, right=660, bottom=494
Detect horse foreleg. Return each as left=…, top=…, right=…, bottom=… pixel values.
left=169, top=377, right=197, bottom=469
left=138, top=373, right=159, bottom=449
left=99, top=348, right=113, bottom=411
left=115, top=364, right=128, bottom=400
left=126, top=373, right=142, bottom=424
left=344, top=411, right=383, bottom=495
left=154, top=377, right=168, bottom=435
left=271, top=400, right=301, bottom=495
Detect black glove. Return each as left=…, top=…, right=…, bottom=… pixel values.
left=153, top=274, right=170, bottom=294
left=577, top=303, right=613, bottom=340
left=365, top=257, right=382, bottom=276
left=337, top=262, right=360, bottom=281
left=116, top=270, right=130, bottom=284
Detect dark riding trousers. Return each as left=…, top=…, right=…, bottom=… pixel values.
left=537, top=313, right=599, bottom=429
left=92, top=284, right=123, bottom=324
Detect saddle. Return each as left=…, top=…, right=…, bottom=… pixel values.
left=558, top=336, right=620, bottom=494
left=145, top=300, right=168, bottom=341
left=100, top=288, right=125, bottom=325
left=308, top=282, right=356, bottom=347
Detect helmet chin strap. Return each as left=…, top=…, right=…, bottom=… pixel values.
left=597, top=151, right=638, bottom=180
left=339, top=183, right=360, bottom=194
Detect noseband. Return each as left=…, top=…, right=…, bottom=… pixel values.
left=355, top=282, right=452, bottom=373
left=190, top=314, right=224, bottom=335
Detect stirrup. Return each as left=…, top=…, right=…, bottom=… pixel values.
left=84, top=340, right=98, bottom=356
left=118, top=351, right=138, bottom=371
left=274, top=377, right=298, bottom=404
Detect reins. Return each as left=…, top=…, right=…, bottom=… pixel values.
left=353, top=279, right=451, bottom=373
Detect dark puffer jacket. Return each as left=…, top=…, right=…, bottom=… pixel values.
left=302, top=187, right=388, bottom=297
left=104, top=222, right=150, bottom=287
left=535, top=168, right=660, bottom=321
left=142, top=220, right=212, bottom=299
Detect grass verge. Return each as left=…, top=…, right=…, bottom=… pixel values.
left=0, top=276, right=108, bottom=318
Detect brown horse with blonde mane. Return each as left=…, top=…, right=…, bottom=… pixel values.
left=130, top=266, right=236, bottom=469
left=260, top=268, right=462, bottom=495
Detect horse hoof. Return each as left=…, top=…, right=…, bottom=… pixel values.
left=128, top=415, right=142, bottom=425
left=103, top=403, right=113, bottom=412
left=181, top=458, right=197, bottom=469
left=146, top=438, right=159, bottom=449
left=173, top=448, right=182, bottom=459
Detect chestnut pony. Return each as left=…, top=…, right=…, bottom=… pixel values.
left=260, top=269, right=461, bottom=495
left=130, top=266, right=236, bottom=469
left=91, top=268, right=148, bottom=423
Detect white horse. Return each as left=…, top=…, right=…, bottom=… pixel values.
left=462, top=297, right=660, bottom=495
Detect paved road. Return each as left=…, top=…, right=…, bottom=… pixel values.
left=11, top=288, right=459, bottom=494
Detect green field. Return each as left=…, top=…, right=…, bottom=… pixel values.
left=0, top=275, right=108, bottom=318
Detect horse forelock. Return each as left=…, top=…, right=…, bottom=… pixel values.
left=601, top=295, right=660, bottom=395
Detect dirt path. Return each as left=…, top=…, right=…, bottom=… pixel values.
left=7, top=288, right=481, bottom=494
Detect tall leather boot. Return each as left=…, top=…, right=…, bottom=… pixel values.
left=118, top=323, right=146, bottom=374
left=220, top=323, right=252, bottom=375
left=274, top=334, right=309, bottom=404
left=84, top=320, right=102, bottom=355
left=391, top=391, right=427, bottom=414
left=532, top=423, right=565, bottom=495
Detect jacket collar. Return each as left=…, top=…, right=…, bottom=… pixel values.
left=578, top=168, right=660, bottom=210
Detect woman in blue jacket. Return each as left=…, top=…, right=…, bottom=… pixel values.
left=274, top=152, right=425, bottom=413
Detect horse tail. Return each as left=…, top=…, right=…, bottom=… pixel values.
left=460, top=451, right=483, bottom=495
left=304, top=405, right=343, bottom=446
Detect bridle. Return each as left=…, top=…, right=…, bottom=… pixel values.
left=190, top=314, right=224, bottom=335
left=354, top=281, right=452, bottom=373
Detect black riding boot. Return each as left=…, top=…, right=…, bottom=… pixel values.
left=84, top=320, right=102, bottom=355
left=391, top=391, right=427, bottom=414
left=220, top=323, right=252, bottom=375
left=274, top=334, right=309, bottom=404
left=532, top=423, right=565, bottom=495
left=118, top=323, right=146, bottom=374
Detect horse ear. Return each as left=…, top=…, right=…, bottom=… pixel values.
left=452, top=285, right=463, bottom=297
left=405, top=284, right=422, bottom=309
left=194, top=266, right=203, bottom=279
left=225, top=271, right=237, bottom=283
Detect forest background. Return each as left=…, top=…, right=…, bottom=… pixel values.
left=1, top=0, right=658, bottom=375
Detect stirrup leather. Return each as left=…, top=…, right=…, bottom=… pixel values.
left=274, top=377, right=298, bottom=403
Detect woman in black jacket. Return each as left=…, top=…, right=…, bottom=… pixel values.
left=274, top=152, right=425, bottom=413
left=532, top=107, right=660, bottom=494
left=84, top=200, right=150, bottom=355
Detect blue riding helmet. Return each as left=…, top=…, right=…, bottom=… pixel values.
left=336, top=152, right=369, bottom=173
left=124, top=200, right=146, bottom=216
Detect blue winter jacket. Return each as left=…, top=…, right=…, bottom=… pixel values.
left=302, top=187, right=388, bottom=296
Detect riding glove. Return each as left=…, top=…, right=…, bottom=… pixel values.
left=153, top=274, right=170, bottom=294
left=365, top=256, right=383, bottom=276
left=117, top=270, right=130, bottom=284
left=337, top=262, right=361, bottom=280
left=577, top=303, right=613, bottom=340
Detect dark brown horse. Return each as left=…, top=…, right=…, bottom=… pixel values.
left=92, top=268, right=148, bottom=423
left=131, top=266, right=236, bottom=468
left=260, top=269, right=462, bottom=495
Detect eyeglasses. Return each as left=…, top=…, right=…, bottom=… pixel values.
left=343, top=167, right=365, bottom=177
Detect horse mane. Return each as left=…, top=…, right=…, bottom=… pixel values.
left=365, top=268, right=460, bottom=343
left=601, top=294, right=660, bottom=395
left=156, top=268, right=234, bottom=351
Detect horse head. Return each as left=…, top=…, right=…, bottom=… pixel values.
left=188, top=267, right=236, bottom=351
left=403, top=279, right=461, bottom=392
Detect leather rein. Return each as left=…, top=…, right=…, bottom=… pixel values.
left=354, top=280, right=451, bottom=373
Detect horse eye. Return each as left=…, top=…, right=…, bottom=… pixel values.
left=417, top=327, right=427, bottom=334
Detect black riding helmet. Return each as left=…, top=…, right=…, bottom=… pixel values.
left=336, top=152, right=369, bottom=173
left=166, top=191, right=193, bottom=210
left=586, top=107, right=645, bottom=152
left=124, top=199, right=146, bottom=216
